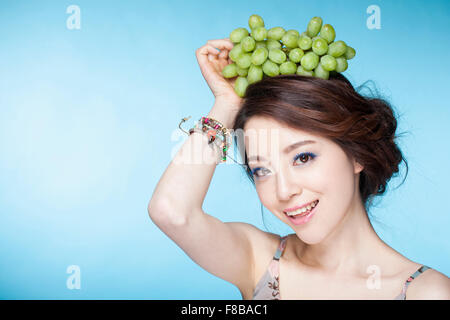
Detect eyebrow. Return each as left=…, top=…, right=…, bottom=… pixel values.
left=247, top=140, right=316, bottom=163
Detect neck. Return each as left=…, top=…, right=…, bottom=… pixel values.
left=294, top=195, right=395, bottom=277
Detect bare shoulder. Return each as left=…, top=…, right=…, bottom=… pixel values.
left=406, top=267, right=450, bottom=300
left=226, top=222, right=281, bottom=296
left=228, top=222, right=282, bottom=264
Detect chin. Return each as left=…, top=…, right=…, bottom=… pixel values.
left=295, top=232, right=327, bottom=245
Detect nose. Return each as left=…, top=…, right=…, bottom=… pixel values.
left=275, top=166, right=303, bottom=201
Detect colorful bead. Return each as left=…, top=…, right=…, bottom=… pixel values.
left=185, top=116, right=234, bottom=164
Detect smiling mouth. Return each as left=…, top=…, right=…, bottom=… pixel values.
left=284, top=200, right=319, bottom=217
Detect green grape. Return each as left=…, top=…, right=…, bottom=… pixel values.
left=301, top=51, right=319, bottom=71
left=251, top=47, right=269, bottom=65
left=267, top=27, right=286, bottom=40
left=229, top=44, right=243, bottom=62
left=249, top=14, right=264, bottom=30
left=234, top=76, right=249, bottom=97
left=314, top=62, right=329, bottom=79
left=319, top=24, right=336, bottom=44
left=268, top=48, right=287, bottom=64
left=226, top=14, right=353, bottom=81
left=262, top=60, right=280, bottom=76
left=236, top=65, right=249, bottom=76
left=327, top=40, right=347, bottom=57
left=288, top=48, right=304, bottom=63
left=255, top=40, right=267, bottom=49
left=335, top=57, right=348, bottom=72
left=230, top=28, right=249, bottom=43
left=312, top=38, right=328, bottom=56
left=296, top=65, right=314, bottom=77
left=306, top=16, right=323, bottom=38
left=286, top=29, right=300, bottom=37
left=241, top=36, right=256, bottom=52
left=320, top=55, right=337, bottom=71
left=298, top=35, right=312, bottom=50
left=281, top=33, right=299, bottom=49
left=236, top=53, right=252, bottom=69
left=251, top=27, right=268, bottom=41
left=247, top=64, right=263, bottom=84
left=222, top=63, right=238, bottom=78
left=344, top=46, right=356, bottom=60
left=280, top=61, right=297, bottom=74
left=266, top=39, right=282, bottom=50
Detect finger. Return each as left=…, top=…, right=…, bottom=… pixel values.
left=217, top=58, right=230, bottom=71
left=196, top=44, right=224, bottom=79
left=206, top=39, right=234, bottom=51
left=208, top=53, right=218, bottom=62
left=196, top=44, right=221, bottom=66
left=196, top=44, right=221, bottom=59
left=218, top=49, right=229, bottom=60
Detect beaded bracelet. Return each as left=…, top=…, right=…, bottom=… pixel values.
left=178, top=116, right=248, bottom=165
left=188, top=127, right=226, bottom=163
left=178, top=116, right=234, bottom=164
left=189, top=117, right=230, bottom=163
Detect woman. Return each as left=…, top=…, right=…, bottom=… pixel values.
left=148, top=38, right=450, bottom=299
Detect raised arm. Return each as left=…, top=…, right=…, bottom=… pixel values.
left=147, top=39, right=264, bottom=298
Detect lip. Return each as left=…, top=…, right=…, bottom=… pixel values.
left=285, top=202, right=318, bottom=226
left=284, top=199, right=318, bottom=213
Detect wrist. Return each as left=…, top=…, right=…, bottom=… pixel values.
left=208, top=101, right=241, bottom=129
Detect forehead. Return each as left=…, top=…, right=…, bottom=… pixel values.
left=243, top=116, right=320, bottom=145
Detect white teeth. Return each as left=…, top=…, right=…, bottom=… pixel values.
left=286, top=200, right=319, bottom=216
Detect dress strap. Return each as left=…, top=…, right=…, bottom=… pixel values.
left=273, top=235, right=288, bottom=261
left=400, top=265, right=431, bottom=297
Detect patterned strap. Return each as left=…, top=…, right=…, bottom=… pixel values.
left=273, top=235, right=288, bottom=261
left=262, top=235, right=289, bottom=299
left=400, top=265, right=431, bottom=296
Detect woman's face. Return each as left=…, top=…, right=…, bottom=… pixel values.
left=244, top=116, right=363, bottom=244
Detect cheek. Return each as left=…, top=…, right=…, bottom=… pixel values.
left=255, top=182, right=291, bottom=223
left=255, top=184, right=273, bottom=208
left=317, top=152, right=357, bottom=214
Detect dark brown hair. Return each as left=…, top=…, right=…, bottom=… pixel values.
left=232, top=73, right=408, bottom=210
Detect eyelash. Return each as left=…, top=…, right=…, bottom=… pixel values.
left=250, top=152, right=317, bottom=179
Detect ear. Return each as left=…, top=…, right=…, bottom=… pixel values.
left=353, top=159, right=364, bottom=174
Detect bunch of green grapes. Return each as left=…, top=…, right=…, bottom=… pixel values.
left=221, top=14, right=356, bottom=97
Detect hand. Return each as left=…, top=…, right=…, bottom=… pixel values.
left=195, top=38, right=243, bottom=107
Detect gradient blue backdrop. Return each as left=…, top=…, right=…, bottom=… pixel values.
left=0, top=0, right=449, bottom=299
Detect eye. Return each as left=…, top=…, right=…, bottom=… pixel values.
left=250, top=152, right=317, bottom=179
left=294, top=152, right=316, bottom=165
left=250, top=167, right=269, bottom=179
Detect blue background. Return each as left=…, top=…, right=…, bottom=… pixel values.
left=0, top=0, right=449, bottom=299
